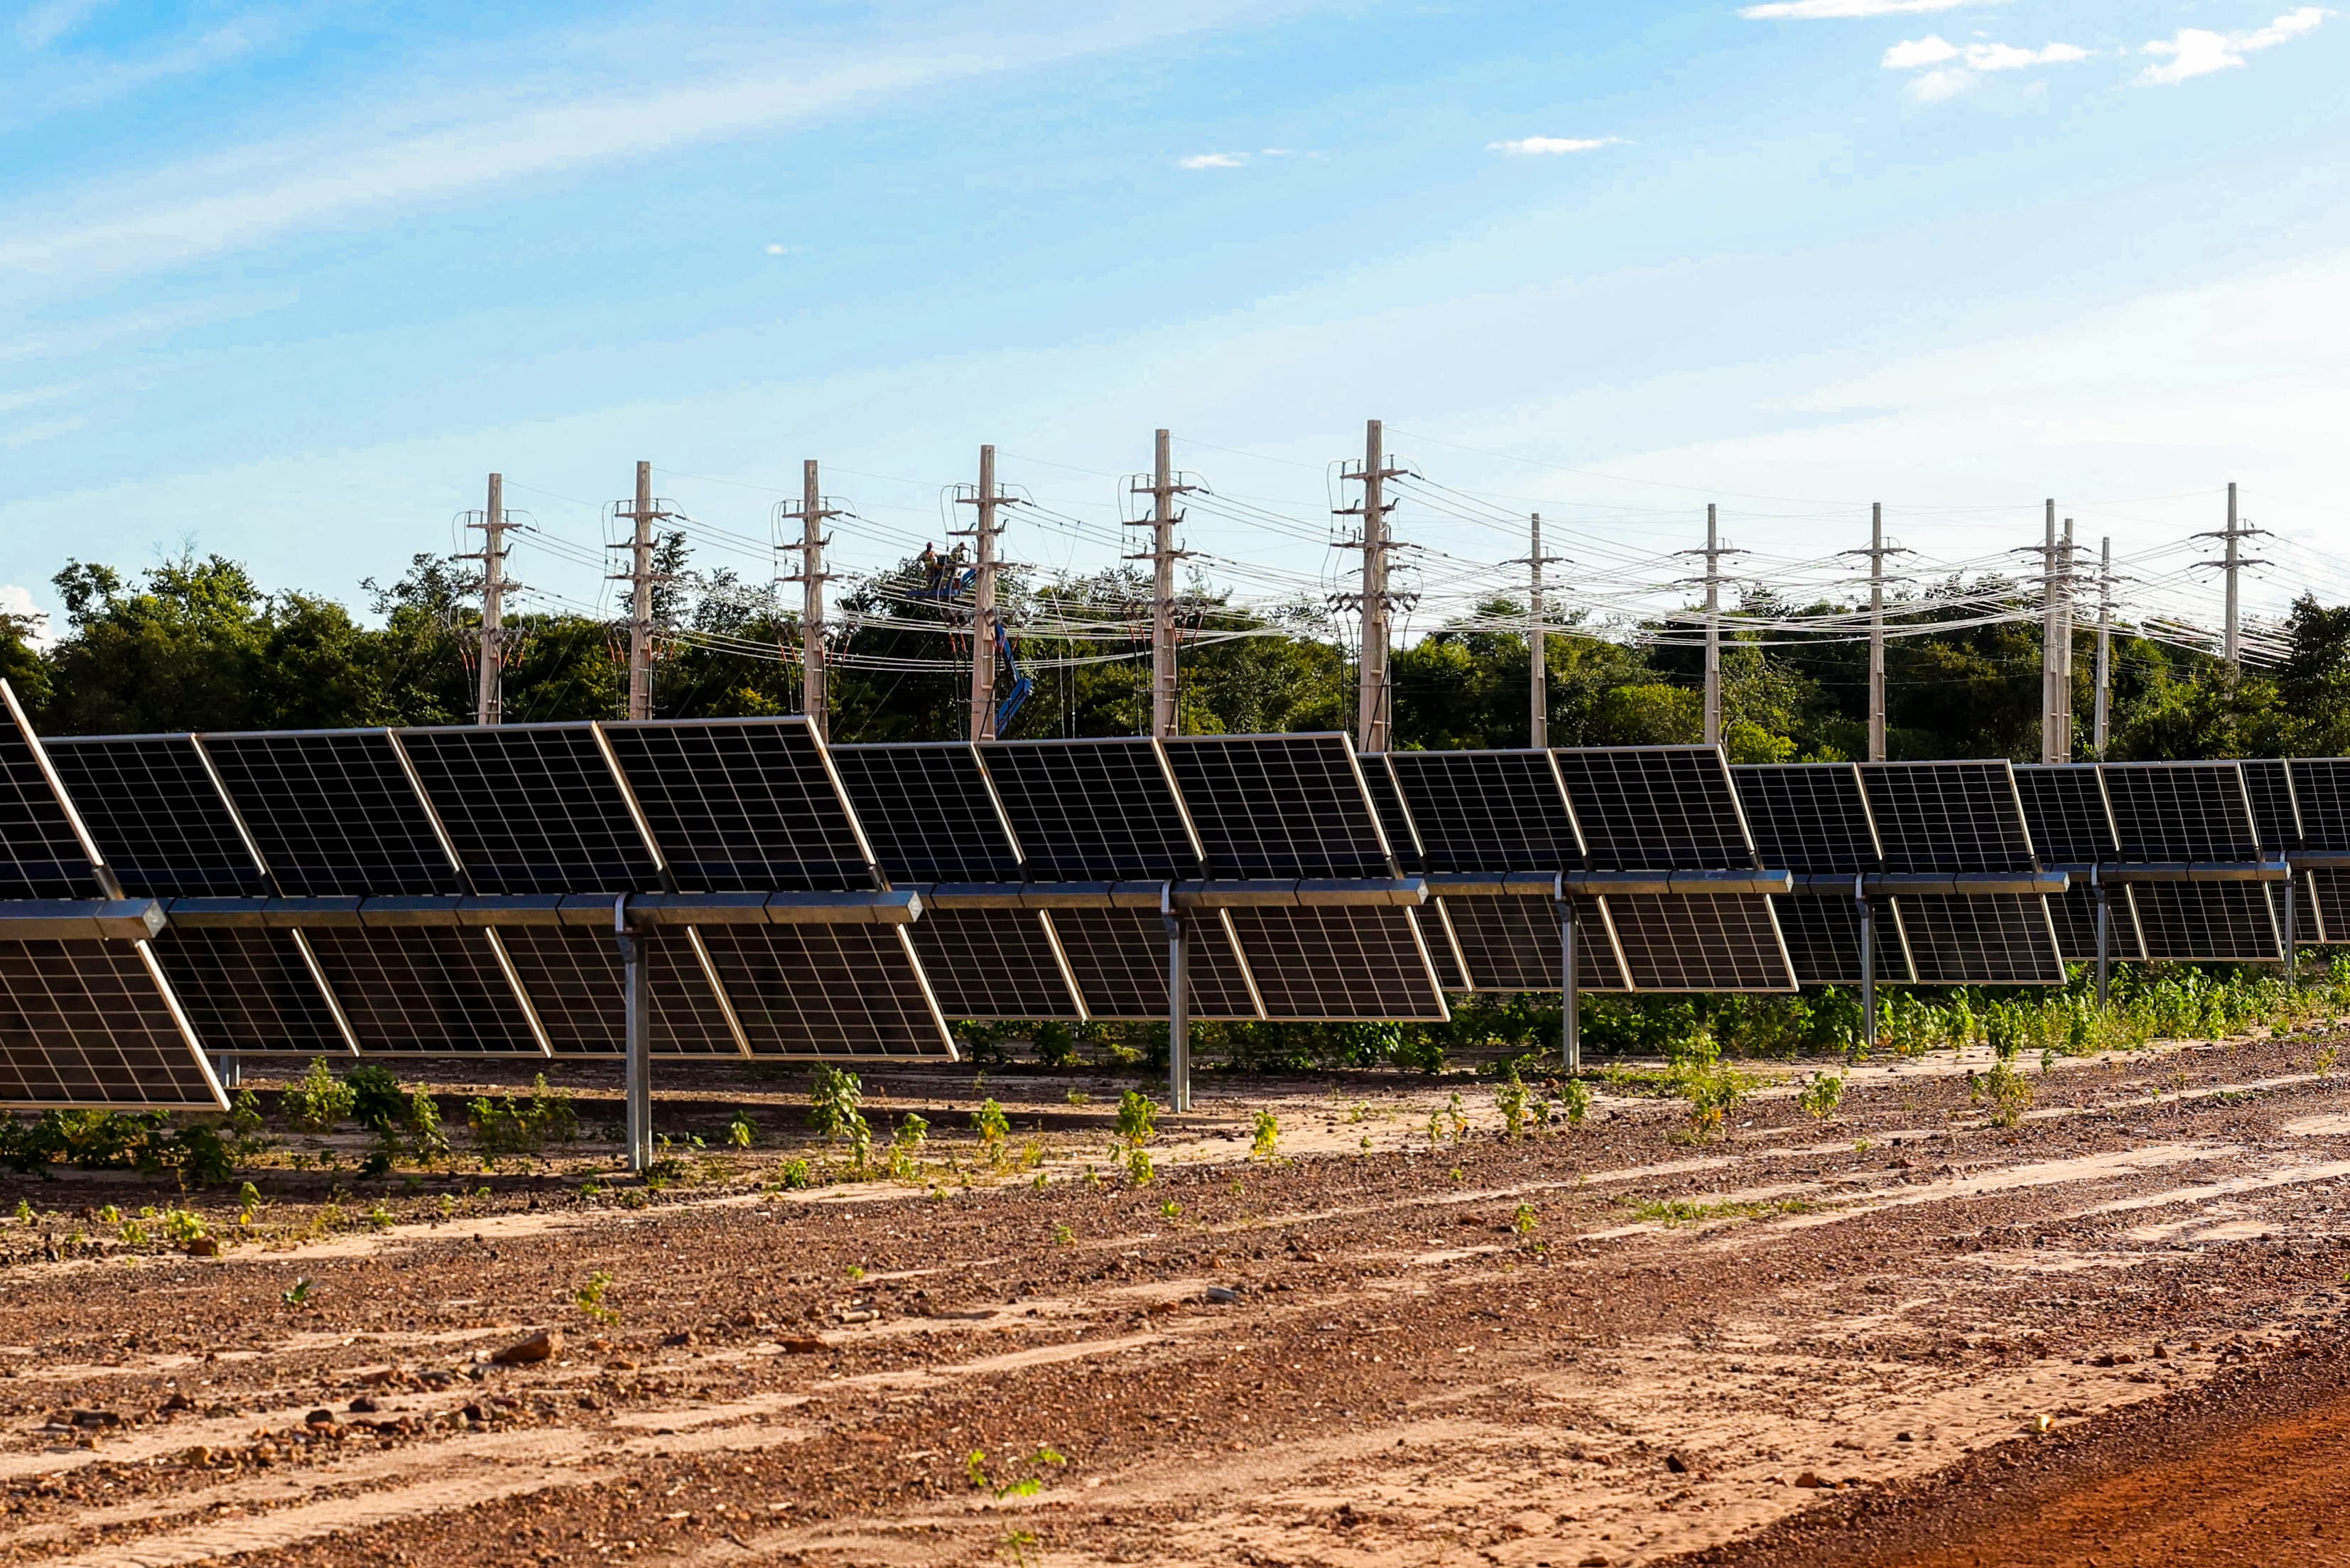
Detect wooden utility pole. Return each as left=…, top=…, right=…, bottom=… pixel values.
left=2094, top=535, right=2113, bottom=758
left=610, top=461, right=669, bottom=722
left=1125, top=429, right=1193, bottom=738
left=1341, top=419, right=1403, bottom=753
left=779, top=460, right=838, bottom=740
left=1839, top=504, right=1908, bottom=762
left=463, top=472, right=512, bottom=726
left=954, top=445, right=1014, bottom=742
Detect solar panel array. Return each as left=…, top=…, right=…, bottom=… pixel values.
left=9, top=674, right=2350, bottom=1106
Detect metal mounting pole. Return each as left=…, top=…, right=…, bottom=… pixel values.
left=1164, top=908, right=1191, bottom=1113
left=1560, top=894, right=1580, bottom=1074
left=2094, top=868, right=2110, bottom=1008
left=2285, top=865, right=2298, bottom=985
left=1856, top=877, right=1876, bottom=1051
left=617, top=897, right=651, bottom=1174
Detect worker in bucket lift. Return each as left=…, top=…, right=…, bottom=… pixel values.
left=918, top=543, right=941, bottom=590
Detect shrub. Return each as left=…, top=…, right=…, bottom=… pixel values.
left=283, top=1059, right=356, bottom=1134
left=1796, top=1074, right=1844, bottom=1119
left=468, top=1076, right=579, bottom=1156
left=808, top=1066, right=870, bottom=1165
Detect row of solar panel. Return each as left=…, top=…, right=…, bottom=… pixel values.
left=0, top=675, right=2339, bottom=1110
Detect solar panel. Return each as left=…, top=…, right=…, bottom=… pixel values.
left=2100, top=762, right=2260, bottom=863
left=910, top=909, right=1082, bottom=1020
left=830, top=743, right=1022, bottom=882
left=2291, top=759, right=2350, bottom=852
left=200, top=731, right=462, bottom=895
left=1387, top=750, right=1582, bottom=872
left=1770, top=896, right=1912, bottom=985
left=1860, top=762, right=2036, bottom=872
left=2046, top=884, right=2148, bottom=963
left=1605, top=894, right=1794, bottom=990
left=1439, top=894, right=1626, bottom=991
left=979, top=739, right=1198, bottom=881
left=150, top=928, right=352, bottom=1054
left=1045, top=907, right=1257, bottom=1019
left=45, top=735, right=273, bottom=898
left=695, top=925, right=953, bottom=1055
left=299, top=927, right=546, bottom=1054
left=2240, top=759, right=2301, bottom=855
left=1419, top=898, right=1470, bottom=991
left=1226, top=907, right=1446, bottom=1019
left=2013, top=764, right=2115, bottom=867
left=487, top=926, right=740, bottom=1054
left=0, top=687, right=221, bottom=1107
left=396, top=725, right=659, bottom=894
left=1357, top=755, right=1423, bottom=874
left=1160, top=735, right=1392, bottom=877
left=602, top=719, right=876, bottom=892
left=1732, top=764, right=1877, bottom=873
left=2306, top=870, right=2349, bottom=945
left=1898, top=894, right=2065, bottom=983
left=0, top=939, right=223, bottom=1108
left=1552, top=747, right=1757, bottom=870
left=2131, top=882, right=2281, bottom=961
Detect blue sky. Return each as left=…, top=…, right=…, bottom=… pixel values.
left=1, top=0, right=2345, bottom=635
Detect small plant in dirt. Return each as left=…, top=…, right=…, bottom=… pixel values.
left=808, top=1066, right=872, bottom=1167
left=408, top=1091, right=448, bottom=1164
left=2319, top=1044, right=2341, bottom=1076
left=1971, top=1056, right=2034, bottom=1129
left=1667, top=1036, right=1751, bottom=1142
left=889, top=1114, right=930, bottom=1180
left=162, top=1207, right=206, bottom=1246
left=1161, top=1199, right=1182, bottom=1219
left=281, top=1277, right=315, bottom=1308
left=1114, top=1091, right=1157, bottom=1147
left=1511, top=1201, right=1539, bottom=1238
left=973, top=1099, right=1010, bottom=1166
left=777, top=1157, right=813, bottom=1190
left=967, top=1446, right=1068, bottom=1500
left=468, top=1077, right=578, bottom=1157
left=1796, top=1073, right=1844, bottom=1119
left=1064, top=1088, right=1091, bottom=1105
left=284, top=1059, right=357, bottom=1134
left=576, top=1270, right=620, bottom=1326
left=1052, top=1222, right=1075, bottom=1246
left=1494, top=1072, right=1532, bottom=1140
left=1559, top=1078, right=1592, bottom=1127
left=1446, top=1093, right=1469, bottom=1143
left=727, top=1113, right=758, bottom=1150
left=1250, top=1109, right=1279, bottom=1161
left=1125, top=1146, right=1155, bottom=1185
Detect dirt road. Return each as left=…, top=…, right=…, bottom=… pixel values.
left=1, top=1032, right=2348, bottom=1567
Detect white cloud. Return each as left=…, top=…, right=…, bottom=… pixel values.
left=1740, top=0, right=1993, bottom=18
left=0, top=587, right=53, bottom=647
left=1179, top=152, right=1247, bottom=168
left=1882, top=35, right=1959, bottom=68
left=16, top=0, right=112, bottom=49
left=2141, top=8, right=2329, bottom=85
left=1488, top=136, right=1623, bottom=155
left=1883, top=34, right=2089, bottom=98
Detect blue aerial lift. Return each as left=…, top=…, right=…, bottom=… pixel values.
left=910, top=547, right=1031, bottom=733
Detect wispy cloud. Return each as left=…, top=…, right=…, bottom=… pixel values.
left=1488, top=136, right=1623, bottom=155
left=1179, top=152, right=1248, bottom=168
left=16, top=0, right=112, bottom=49
left=2140, top=7, right=2329, bottom=85
left=1882, top=33, right=2089, bottom=98
left=0, top=6, right=1282, bottom=295
left=1740, top=0, right=2000, bottom=20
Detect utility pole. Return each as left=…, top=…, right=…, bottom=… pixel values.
left=1125, top=429, right=1193, bottom=738
left=610, top=461, right=671, bottom=722
left=1520, top=514, right=1561, bottom=748
left=2055, top=516, right=2076, bottom=763
left=461, top=472, right=514, bottom=726
left=1340, top=418, right=1404, bottom=753
left=953, top=445, right=1016, bottom=742
left=2041, top=499, right=2059, bottom=764
left=2094, top=536, right=2113, bottom=757
left=1842, top=503, right=1909, bottom=762
left=2196, top=482, right=2267, bottom=680
left=1679, top=508, right=1743, bottom=748
left=779, top=460, right=838, bottom=740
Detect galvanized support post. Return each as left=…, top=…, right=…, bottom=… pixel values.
left=1164, top=907, right=1190, bottom=1113
left=616, top=896, right=651, bottom=1174
left=2285, top=865, right=2297, bottom=986
left=1560, top=892, right=1580, bottom=1074
left=2094, top=869, right=2110, bottom=1010
left=1857, top=876, right=1876, bottom=1052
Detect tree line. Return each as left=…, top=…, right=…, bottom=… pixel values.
left=10, top=545, right=2350, bottom=761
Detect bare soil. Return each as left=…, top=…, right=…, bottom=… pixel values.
left=1, top=1029, right=2349, bottom=1567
